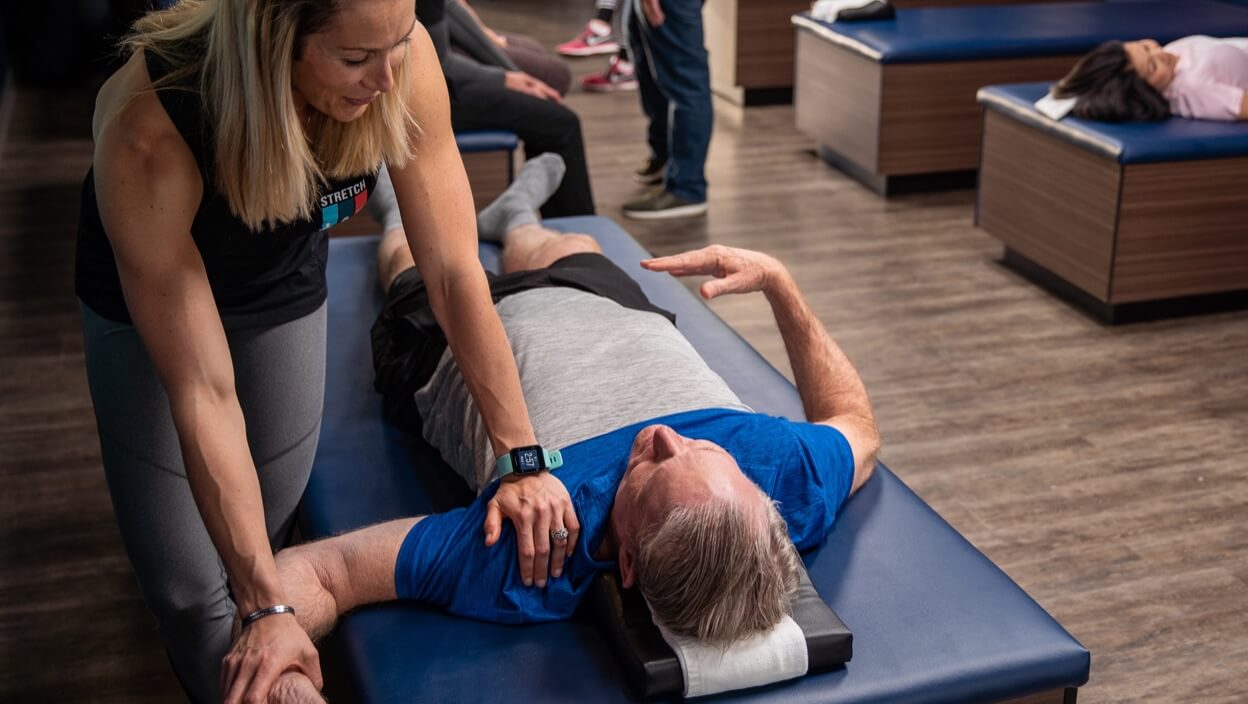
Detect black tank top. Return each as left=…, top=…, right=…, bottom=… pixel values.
left=75, top=50, right=378, bottom=329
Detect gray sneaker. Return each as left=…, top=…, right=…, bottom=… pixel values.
left=632, top=158, right=666, bottom=186
left=621, top=188, right=708, bottom=220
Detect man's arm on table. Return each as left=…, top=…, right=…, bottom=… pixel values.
left=642, top=246, right=880, bottom=493
left=275, top=517, right=424, bottom=642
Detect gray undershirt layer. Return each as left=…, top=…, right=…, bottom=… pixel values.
left=414, top=287, right=751, bottom=492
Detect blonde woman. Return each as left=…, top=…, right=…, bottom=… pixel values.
left=76, top=1, right=579, bottom=702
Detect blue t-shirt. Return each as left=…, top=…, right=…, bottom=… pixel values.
left=394, top=407, right=855, bottom=625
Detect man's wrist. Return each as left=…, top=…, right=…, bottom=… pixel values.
left=763, top=265, right=797, bottom=301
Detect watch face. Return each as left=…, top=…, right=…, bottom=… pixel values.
left=513, top=447, right=543, bottom=473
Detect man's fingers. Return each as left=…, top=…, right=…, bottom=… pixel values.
left=483, top=501, right=502, bottom=546
left=643, top=250, right=715, bottom=275
left=702, top=272, right=753, bottom=299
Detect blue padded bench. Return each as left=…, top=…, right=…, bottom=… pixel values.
left=976, top=82, right=1248, bottom=323
left=791, top=0, right=1248, bottom=194
left=302, top=216, right=1090, bottom=702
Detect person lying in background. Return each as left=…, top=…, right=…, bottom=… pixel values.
left=1056, top=36, right=1248, bottom=121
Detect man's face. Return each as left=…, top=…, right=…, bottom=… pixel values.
left=611, top=425, right=767, bottom=587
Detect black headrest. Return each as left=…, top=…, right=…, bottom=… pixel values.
left=586, top=562, right=852, bottom=700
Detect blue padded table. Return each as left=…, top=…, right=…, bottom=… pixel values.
left=976, top=82, right=1248, bottom=322
left=792, top=1, right=1248, bottom=64
left=978, top=82, right=1248, bottom=163
left=790, top=0, right=1248, bottom=192
left=303, top=216, right=1089, bottom=702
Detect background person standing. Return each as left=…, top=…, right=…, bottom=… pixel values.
left=621, top=0, right=712, bottom=220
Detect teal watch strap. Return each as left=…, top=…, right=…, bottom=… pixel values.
left=496, top=446, right=563, bottom=478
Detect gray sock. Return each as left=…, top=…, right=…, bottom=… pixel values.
left=475, top=153, right=566, bottom=242
left=366, top=163, right=404, bottom=234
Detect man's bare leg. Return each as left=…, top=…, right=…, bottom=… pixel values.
left=500, top=224, right=602, bottom=273
left=378, top=225, right=416, bottom=293
left=373, top=153, right=570, bottom=291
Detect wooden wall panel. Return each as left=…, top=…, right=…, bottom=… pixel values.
left=794, top=31, right=882, bottom=173
left=462, top=149, right=513, bottom=209
left=705, top=0, right=740, bottom=101
left=878, top=55, right=1076, bottom=175
left=734, top=0, right=811, bottom=89
left=977, top=110, right=1120, bottom=300
left=1113, top=157, right=1248, bottom=302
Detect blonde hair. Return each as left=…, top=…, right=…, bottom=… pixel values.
left=126, top=0, right=417, bottom=230
left=636, top=497, right=801, bottom=644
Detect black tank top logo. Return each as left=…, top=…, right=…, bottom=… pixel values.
left=319, top=177, right=370, bottom=229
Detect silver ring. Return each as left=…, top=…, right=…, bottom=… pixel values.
left=550, top=528, right=569, bottom=542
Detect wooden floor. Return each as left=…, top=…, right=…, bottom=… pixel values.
left=2, top=2, right=1246, bottom=701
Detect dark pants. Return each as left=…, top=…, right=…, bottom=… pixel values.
left=451, top=91, right=596, bottom=219
left=628, top=0, right=712, bottom=203
left=502, top=34, right=573, bottom=97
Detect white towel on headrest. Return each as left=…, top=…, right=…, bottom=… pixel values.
left=1035, top=89, right=1078, bottom=120
left=655, top=615, right=809, bottom=698
left=811, top=0, right=874, bottom=22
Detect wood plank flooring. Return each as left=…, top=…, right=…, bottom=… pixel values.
left=2, top=2, right=1246, bottom=701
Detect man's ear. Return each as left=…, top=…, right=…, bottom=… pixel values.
left=618, top=542, right=637, bottom=589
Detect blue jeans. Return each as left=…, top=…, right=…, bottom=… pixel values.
left=627, top=0, right=712, bottom=203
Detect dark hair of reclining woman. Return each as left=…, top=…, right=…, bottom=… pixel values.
left=1056, top=36, right=1248, bottom=122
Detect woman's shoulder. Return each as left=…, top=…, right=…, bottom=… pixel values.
left=93, top=51, right=194, bottom=174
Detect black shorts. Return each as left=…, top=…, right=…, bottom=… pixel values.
left=370, top=253, right=675, bottom=426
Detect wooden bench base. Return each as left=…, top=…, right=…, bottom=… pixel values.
left=977, top=110, right=1248, bottom=322
left=794, top=27, right=1073, bottom=191
left=707, top=0, right=1080, bottom=107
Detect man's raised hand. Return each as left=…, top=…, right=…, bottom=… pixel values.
left=641, top=245, right=787, bottom=300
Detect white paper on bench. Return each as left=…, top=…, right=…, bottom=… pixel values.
left=811, top=0, right=874, bottom=22
left=655, top=614, right=809, bottom=698
left=1035, top=89, right=1078, bottom=121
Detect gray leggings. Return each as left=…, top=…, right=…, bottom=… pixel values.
left=80, top=301, right=327, bottom=704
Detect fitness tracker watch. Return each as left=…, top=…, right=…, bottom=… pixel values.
left=496, top=445, right=563, bottom=478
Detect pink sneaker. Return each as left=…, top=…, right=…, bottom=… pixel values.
left=581, top=56, right=639, bottom=93
left=557, top=19, right=620, bottom=57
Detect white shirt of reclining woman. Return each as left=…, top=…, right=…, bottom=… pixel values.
left=1163, top=36, right=1248, bottom=121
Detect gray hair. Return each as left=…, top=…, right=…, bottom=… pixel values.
left=635, top=495, right=801, bottom=644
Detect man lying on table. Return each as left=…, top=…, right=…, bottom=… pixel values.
left=257, top=156, right=879, bottom=702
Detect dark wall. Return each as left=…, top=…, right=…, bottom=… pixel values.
left=0, top=0, right=151, bottom=88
